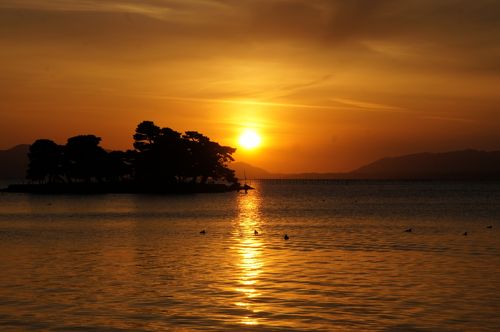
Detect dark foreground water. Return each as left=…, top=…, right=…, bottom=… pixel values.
left=0, top=180, right=499, bottom=331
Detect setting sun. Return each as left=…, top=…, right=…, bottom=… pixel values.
left=239, top=129, right=261, bottom=150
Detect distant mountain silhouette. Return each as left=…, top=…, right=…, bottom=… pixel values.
left=230, top=162, right=346, bottom=179
left=350, top=149, right=500, bottom=179
left=230, top=162, right=274, bottom=179
left=272, top=172, right=347, bottom=179
left=0, top=144, right=29, bottom=179
left=236, top=149, right=500, bottom=180
left=1, top=145, right=500, bottom=180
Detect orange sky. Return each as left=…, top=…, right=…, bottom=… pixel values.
left=1, top=0, right=500, bottom=173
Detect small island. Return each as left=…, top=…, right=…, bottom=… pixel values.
left=2, top=121, right=245, bottom=194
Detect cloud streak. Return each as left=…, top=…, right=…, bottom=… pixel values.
left=2, top=0, right=499, bottom=74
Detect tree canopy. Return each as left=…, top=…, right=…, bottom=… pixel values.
left=27, top=139, right=63, bottom=183
left=26, top=121, right=238, bottom=191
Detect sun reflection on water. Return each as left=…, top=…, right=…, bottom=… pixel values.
left=235, top=188, right=263, bottom=326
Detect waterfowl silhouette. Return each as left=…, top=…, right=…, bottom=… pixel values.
left=404, top=228, right=412, bottom=233
left=284, top=234, right=289, bottom=240
left=463, top=231, right=468, bottom=236
left=200, top=230, right=206, bottom=234
left=254, top=230, right=259, bottom=235
left=486, top=225, right=493, bottom=229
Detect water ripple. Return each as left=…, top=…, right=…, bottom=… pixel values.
left=0, top=181, right=499, bottom=330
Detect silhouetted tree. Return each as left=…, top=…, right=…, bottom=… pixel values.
left=182, top=131, right=208, bottom=182
left=27, top=139, right=63, bottom=183
left=133, top=121, right=161, bottom=152
left=64, top=135, right=107, bottom=183
left=182, top=131, right=236, bottom=183
left=25, top=120, right=238, bottom=192
left=133, top=121, right=237, bottom=186
left=211, top=144, right=237, bottom=183
left=104, top=150, right=134, bottom=182
left=133, top=122, right=182, bottom=185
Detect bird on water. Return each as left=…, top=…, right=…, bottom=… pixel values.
left=254, top=230, right=259, bottom=235
left=200, top=230, right=206, bottom=234
left=486, top=225, right=493, bottom=229
left=463, top=231, right=468, bottom=236
left=284, top=234, right=289, bottom=240
left=404, top=228, right=412, bottom=233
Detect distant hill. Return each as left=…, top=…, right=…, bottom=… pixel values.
left=230, top=162, right=275, bottom=179
left=271, top=172, right=347, bottom=180
left=350, top=149, right=500, bottom=180
left=229, top=162, right=346, bottom=179
left=0, top=144, right=29, bottom=179
left=1, top=145, right=500, bottom=180
left=231, top=149, right=500, bottom=180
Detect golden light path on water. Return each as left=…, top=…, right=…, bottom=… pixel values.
left=235, top=188, right=263, bottom=326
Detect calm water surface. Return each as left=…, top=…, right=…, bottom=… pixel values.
left=0, top=180, right=499, bottom=331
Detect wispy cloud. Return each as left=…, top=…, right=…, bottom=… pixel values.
left=262, top=74, right=334, bottom=101
left=119, top=92, right=414, bottom=115
left=0, top=0, right=225, bottom=20
left=421, top=115, right=476, bottom=123
left=329, top=98, right=408, bottom=113
left=135, top=94, right=339, bottom=110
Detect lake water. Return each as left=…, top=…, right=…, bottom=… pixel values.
left=0, top=180, right=499, bottom=331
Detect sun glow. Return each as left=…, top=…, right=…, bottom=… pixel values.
left=238, top=129, right=261, bottom=150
